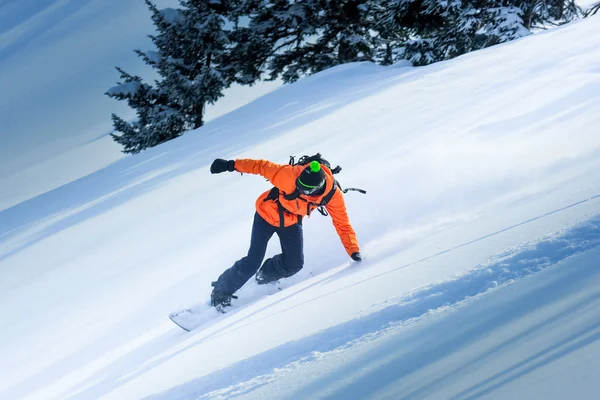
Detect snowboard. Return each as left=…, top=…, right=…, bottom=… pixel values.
left=169, top=280, right=283, bottom=332
left=169, top=305, right=221, bottom=332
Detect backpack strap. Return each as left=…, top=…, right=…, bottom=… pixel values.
left=315, top=181, right=339, bottom=216
left=315, top=181, right=367, bottom=216
left=340, top=187, right=367, bottom=194
left=263, top=179, right=364, bottom=221
left=263, top=187, right=302, bottom=227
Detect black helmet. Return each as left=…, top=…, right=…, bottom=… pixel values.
left=296, top=161, right=326, bottom=196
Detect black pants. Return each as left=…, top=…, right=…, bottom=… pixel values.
left=212, top=212, right=304, bottom=294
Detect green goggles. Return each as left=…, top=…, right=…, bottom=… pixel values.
left=296, top=177, right=325, bottom=196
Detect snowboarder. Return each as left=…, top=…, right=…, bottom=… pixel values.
left=208, top=157, right=362, bottom=309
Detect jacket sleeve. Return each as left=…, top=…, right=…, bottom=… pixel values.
left=234, top=159, right=297, bottom=193
left=325, top=189, right=360, bottom=256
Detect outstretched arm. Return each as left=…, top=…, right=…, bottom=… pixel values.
left=234, top=159, right=297, bottom=193
left=325, top=189, right=360, bottom=258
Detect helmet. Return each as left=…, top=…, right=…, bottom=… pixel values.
left=296, top=161, right=326, bottom=196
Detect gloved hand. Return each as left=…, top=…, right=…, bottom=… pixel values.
left=210, top=159, right=235, bottom=174
left=351, top=252, right=362, bottom=262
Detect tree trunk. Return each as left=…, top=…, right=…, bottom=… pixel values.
left=338, top=39, right=359, bottom=64
left=522, top=5, right=534, bottom=29
left=192, top=52, right=212, bottom=129
left=193, top=102, right=204, bottom=129
left=557, top=0, right=565, bottom=19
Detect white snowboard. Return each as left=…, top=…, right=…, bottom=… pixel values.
left=169, top=280, right=284, bottom=331
left=169, top=306, right=221, bottom=332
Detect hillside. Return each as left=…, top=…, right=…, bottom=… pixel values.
left=0, top=13, right=599, bottom=400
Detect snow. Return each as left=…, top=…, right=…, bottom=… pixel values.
left=579, top=0, right=599, bottom=9
left=144, top=50, right=161, bottom=65
left=1, top=7, right=600, bottom=400
left=237, top=245, right=600, bottom=400
left=159, top=8, right=185, bottom=25
left=106, top=81, right=142, bottom=97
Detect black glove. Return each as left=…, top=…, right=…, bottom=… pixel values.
left=351, top=252, right=362, bottom=262
left=210, top=159, right=235, bottom=174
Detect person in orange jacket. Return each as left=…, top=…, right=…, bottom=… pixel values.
left=209, top=157, right=362, bottom=309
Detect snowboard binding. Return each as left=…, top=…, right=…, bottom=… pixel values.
left=210, top=282, right=237, bottom=312
left=255, top=268, right=279, bottom=285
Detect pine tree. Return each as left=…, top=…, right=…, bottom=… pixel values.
left=106, top=68, right=186, bottom=154
left=517, top=0, right=581, bottom=28
left=243, top=0, right=375, bottom=83
left=375, top=0, right=446, bottom=66
left=222, top=0, right=275, bottom=85
left=484, top=4, right=530, bottom=44
left=326, top=1, right=374, bottom=64
left=107, top=0, right=241, bottom=154
left=241, top=0, right=322, bottom=83
left=384, top=0, right=581, bottom=66
left=370, top=0, right=411, bottom=65
left=400, top=0, right=531, bottom=65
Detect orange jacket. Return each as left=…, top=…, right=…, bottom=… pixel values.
left=234, top=159, right=360, bottom=256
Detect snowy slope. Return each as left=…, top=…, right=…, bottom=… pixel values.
left=236, top=238, right=600, bottom=400
left=1, top=14, right=600, bottom=400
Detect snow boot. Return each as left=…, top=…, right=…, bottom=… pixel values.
left=255, top=267, right=280, bottom=285
left=210, top=282, right=237, bottom=311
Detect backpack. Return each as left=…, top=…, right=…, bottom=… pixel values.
left=289, top=153, right=342, bottom=175
left=289, top=153, right=366, bottom=217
